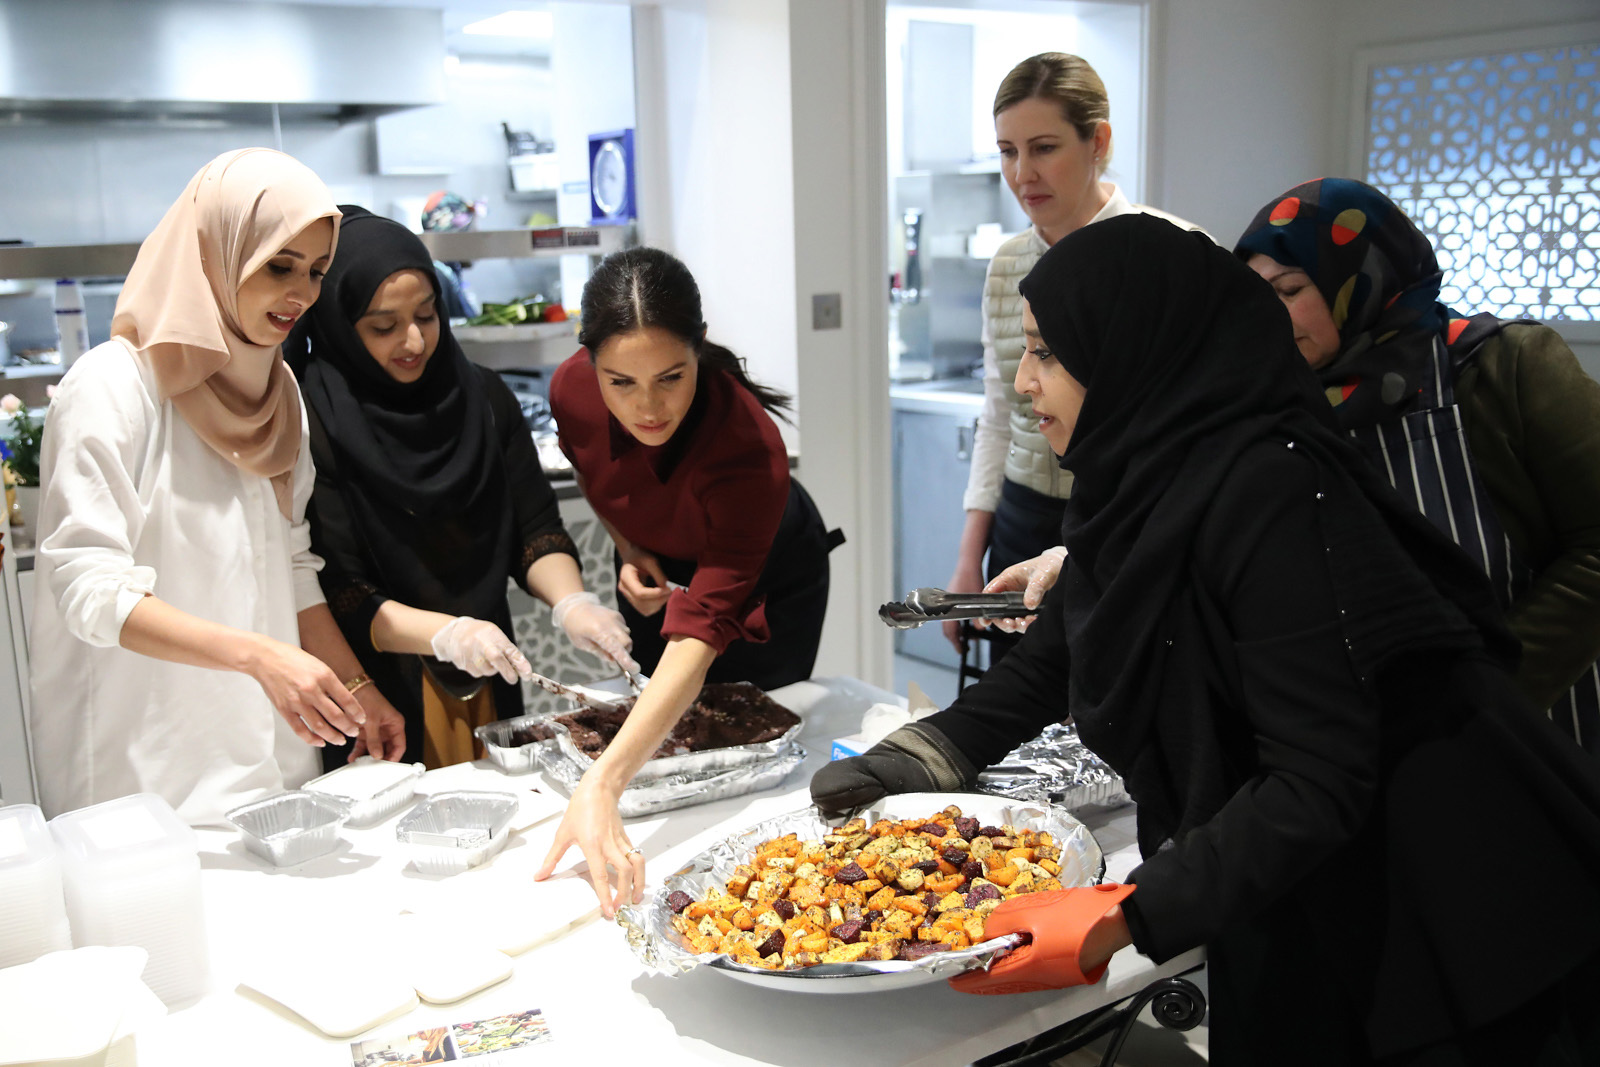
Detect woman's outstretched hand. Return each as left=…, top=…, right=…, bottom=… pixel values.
left=534, top=773, right=646, bottom=920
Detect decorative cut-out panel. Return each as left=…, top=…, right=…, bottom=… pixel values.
left=509, top=500, right=622, bottom=716
left=1366, top=42, right=1600, bottom=320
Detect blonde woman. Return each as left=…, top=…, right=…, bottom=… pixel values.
left=945, top=53, right=1201, bottom=661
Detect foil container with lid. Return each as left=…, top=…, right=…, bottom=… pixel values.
left=977, top=721, right=1130, bottom=810
left=395, top=790, right=520, bottom=875
left=226, top=790, right=348, bottom=867
left=302, top=756, right=425, bottom=827
left=618, top=792, right=1104, bottom=993
left=540, top=742, right=807, bottom=818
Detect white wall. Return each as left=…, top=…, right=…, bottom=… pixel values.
left=635, top=0, right=799, bottom=440
left=787, top=0, right=894, bottom=688
left=550, top=1, right=637, bottom=307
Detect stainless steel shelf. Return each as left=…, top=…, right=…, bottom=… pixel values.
left=0, top=225, right=633, bottom=281
left=0, top=243, right=142, bottom=280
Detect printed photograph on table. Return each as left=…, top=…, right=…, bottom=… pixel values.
left=451, top=1009, right=552, bottom=1058
left=350, top=1009, right=552, bottom=1066
left=350, top=1025, right=454, bottom=1066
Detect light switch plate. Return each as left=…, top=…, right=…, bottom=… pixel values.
left=812, top=292, right=842, bottom=330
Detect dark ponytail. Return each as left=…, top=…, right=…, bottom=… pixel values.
left=578, top=246, right=793, bottom=419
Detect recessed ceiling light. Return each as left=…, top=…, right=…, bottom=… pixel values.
left=462, top=10, right=553, bottom=39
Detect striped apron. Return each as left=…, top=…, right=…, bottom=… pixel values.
left=1346, top=337, right=1600, bottom=752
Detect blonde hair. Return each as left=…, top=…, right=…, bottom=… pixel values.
left=993, top=52, right=1112, bottom=172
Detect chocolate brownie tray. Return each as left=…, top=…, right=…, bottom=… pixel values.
left=547, top=682, right=803, bottom=783
left=618, top=793, right=1104, bottom=993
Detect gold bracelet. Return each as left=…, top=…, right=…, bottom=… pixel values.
left=344, top=673, right=374, bottom=696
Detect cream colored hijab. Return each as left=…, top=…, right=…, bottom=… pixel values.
left=111, top=148, right=340, bottom=518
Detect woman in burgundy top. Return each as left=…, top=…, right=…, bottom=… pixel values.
left=537, top=247, right=836, bottom=915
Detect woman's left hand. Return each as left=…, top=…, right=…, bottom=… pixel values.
left=552, top=591, right=641, bottom=672
left=346, top=684, right=408, bottom=762
left=949, top=885, right=1136, bottom=995
left=534, top=773, right=645, bottom=920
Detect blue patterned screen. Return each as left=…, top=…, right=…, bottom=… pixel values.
left=1366, top=43, right=1600, bottom=321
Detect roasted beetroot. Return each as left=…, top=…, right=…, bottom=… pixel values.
left=961, top=859, right=985, bottom=881
left=862, top=908, right=884, bottom=928
left=832, top=919, right=866, bottom=944
left=666, top=890, right=694, bottom=914
left=772, top=899, right=796, bottom=920
left=955, top=816, right=980, bottom=840
left=756, top=930, right=785, bottom=958
left=966, top=883, right=1002, bottom=907
left=978, top=825, right=1006, bottom=839
left=912, top=858, right=940, bottom=876
left=941, top=846, right=968, bottom=867
left=833, top=861, right=868, bottom=885
left=919, top=821, right=948, bottom=837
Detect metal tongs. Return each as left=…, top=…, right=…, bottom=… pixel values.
left=877, top=587, right=1033, bottom=630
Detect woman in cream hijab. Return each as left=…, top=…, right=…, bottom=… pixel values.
left=30, top=148, right=406, bottom=826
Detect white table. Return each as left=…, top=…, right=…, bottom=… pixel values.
left=137, top=677, right=1203, bottom=1066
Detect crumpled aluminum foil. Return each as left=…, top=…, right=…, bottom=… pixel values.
left=540, top=742, right=808, bottom=818
left=977, top=721, right=1130, bottom=810
left=617, top=794, right=1103, bottom=991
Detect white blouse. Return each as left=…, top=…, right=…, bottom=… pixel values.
left=29, top=338, right=326, bottom=826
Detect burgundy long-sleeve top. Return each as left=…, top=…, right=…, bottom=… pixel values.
left=550, top=351, right=790, bottom=654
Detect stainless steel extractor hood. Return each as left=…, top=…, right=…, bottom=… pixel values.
left=0, top=0, right=445, bottom=123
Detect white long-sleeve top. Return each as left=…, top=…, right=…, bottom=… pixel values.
left=29, top=338, right=326, bottom=826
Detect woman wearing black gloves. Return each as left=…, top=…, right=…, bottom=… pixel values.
left=288, top=208, right=634, bottom=769
left=812, top=214, right=1600, bottom=1064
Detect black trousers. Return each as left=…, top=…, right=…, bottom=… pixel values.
left=980, top=478, right=1068, bottom=664
left=616, top=479, right=837, bottom=691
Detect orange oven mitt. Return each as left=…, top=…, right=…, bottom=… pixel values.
left=949, top=883, right=1136, bottom=995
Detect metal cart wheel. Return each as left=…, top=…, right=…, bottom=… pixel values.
left=970, top=968, right=1207, bottom=1067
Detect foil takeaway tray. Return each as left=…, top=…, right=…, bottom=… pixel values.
left=618, top=792, right=1104, bottom=993
left=226, top=791, right=348, bottom=867
left=396, top=791, right=520, bottom=875
left=474, top=716, right=559, bottom=775
left=303, top=756, right=425, bottom=827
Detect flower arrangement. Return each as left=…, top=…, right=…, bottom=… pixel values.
left=1, top=392, right=47, bottom=487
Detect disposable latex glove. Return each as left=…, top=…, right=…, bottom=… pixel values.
left=551, top=591, right=640, bottom=673
left=975, top=546, right=1066, bottom=634
left=808, top=722, right=977, bottom=817
left=429, top=616, right=531, bottom=683
left=949, top=884, right=1136, bottom=995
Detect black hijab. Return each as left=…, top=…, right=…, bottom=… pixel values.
left=1017, top=214, right=1513, bottom=779
left=285, top=207, right=514, bottom=638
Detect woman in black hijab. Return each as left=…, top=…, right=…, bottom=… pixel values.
left=813, top=214, right=1600, bottom=1065
left=287, top=208, right=636, bottom=769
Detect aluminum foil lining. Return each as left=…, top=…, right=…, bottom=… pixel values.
left=539, top=696, right=803, bottom=783
left=475, top=716, right=558, bottom=775
left=226, top=790, right=348, bottom=868
left=617, top=794, right=1103, bottom=986
left=540, top=742, right=807, bottom=818
left=396, top=790, right=520, bottom=875
left=977, top=721, right=1130, bottom=810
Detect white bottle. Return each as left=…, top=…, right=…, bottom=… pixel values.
left=54, top=278, right=89, bottom=368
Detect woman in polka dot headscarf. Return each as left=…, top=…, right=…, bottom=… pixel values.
left=1237, top=177, right=1600, bottom=754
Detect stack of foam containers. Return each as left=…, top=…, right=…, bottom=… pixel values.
left=49, top=792, right=210, bottom=1010
left=0, top=804, right=73, bottom=969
